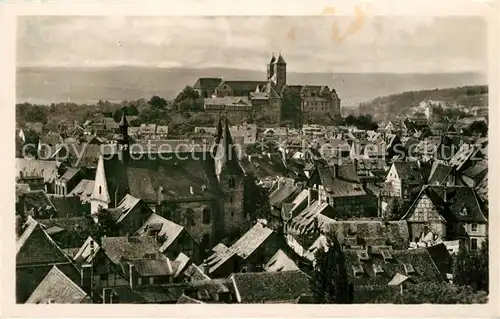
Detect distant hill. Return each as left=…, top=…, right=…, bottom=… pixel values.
left=359, top=85, right=488, bottom=121
left=17, top=66, right=486, bottom=107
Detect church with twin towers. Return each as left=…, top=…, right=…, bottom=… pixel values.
left=194, top=53, right=342, bottom=122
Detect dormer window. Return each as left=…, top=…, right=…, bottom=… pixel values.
left=381, top=250, right=393, bottom=261
left=373, top=263, right=384, bottom=275
left=352, top=264, right=364, bottom=277
left=403, top=263, right=415, bottom=275
left=357, top=251, right=369, bottom=261
left=460, top=206, right=468, bottom=216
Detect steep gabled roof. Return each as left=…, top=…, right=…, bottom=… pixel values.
left=136, top=213, right=186, bottom=253
left=101, top=236, right=163, bottom=265
left=17, top=217, right=72, bottom=265
left=26, top=266, right=89, bottom=304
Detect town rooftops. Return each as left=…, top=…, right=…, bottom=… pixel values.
left=204, top=221, right=274, bottom=274
left=101, top=236, right=164, bottom=265
left=16, top=158, right=61, bottom=184
left=230, top=270, right=311, bottom=303
left=68, top=179, right=95, bottom=203
left=26, top=266, right=89, bottom=304
left=136, top=213, right=186, bottom=253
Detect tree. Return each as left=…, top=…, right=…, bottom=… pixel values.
left=345, top=115, right=357, bottom=126
left=466, top=121, right=488, bottom=137
left=453, top=239, right=489, bottom=292
left=384, top=197, right=407, bottom=220
left=311, top=235, right=352, bottom=303
left=149, top=95, right=168, bottom=110
left=390, top=282, right=488, bottom=304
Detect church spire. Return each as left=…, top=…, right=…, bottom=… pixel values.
left=214, top=115, right=241, bottom=178
left=117, top=108, right=130, bottom=162
left=90, top=155, right=111, bottom=216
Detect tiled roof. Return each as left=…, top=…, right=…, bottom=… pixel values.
left=129, top=258, right=174, bottom=276
left=241, top=153, right=290, bottom=181
left=426, top=243, right=453, bottom=280
left=101, top=236, right=163, bottom=264
left=475, top=173, right=488, bottom=204
left=73, top=236, right=100, bottom=265
left=217, top=81, right=268, bottom=95
left=174, top=253, right=191, bottom=277
left=428, top=162, right=454, bottom=185
left=314, top=164, right=366, bottom=197
left=392, top=161, right=426, bottom=184
left=103, top=153, right=220, bottom=202
left=18, top=190, right=55, bottom=214
left=230, top=270, right=311, bottom=303
left=110, top=285, right=186, bottom=303
left=60, top=167, right=80, bottom=182
left=204, top=222, right=273, bottom=274
left=344, top=248, right=443, bottom=291
left=109, top=194, right=143, bottom=223
left=16, top=158, right=61, bottom=183
left=403, top=185, right=487, bottom=223
left=183, top=264, right=210, bottom=281
left=326, top=220, right=409, bottom=249
left=448, top=143, right=483, bottom=171
left=461, top=160, right=487, bottom=181
left=177, top=294, right=204, bottom=304
left=193, top=77, right=223, bottom=90
left=269, top=180, right=301, bottom=209
left=263, top=249, right=300, bottom=272
left=16, top=217, right=72, bottom=265
left=26, top=266, right=88, bottom=304
left=288, top=201, right=336, bottom=235
left=68, top=179, right=95, bottom=204
left=204, top=96, right=251, bottom=106
left=46, top=194, right=88, bottom=217
left=136, top=213, right=185, bottom=252
left=211, top=243, right=228, bottom=253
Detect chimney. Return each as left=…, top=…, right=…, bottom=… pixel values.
left=80, top=264, right=93, bottom=295
left=129, top=263, right=135, bottom=290
left=443, top=185, right=447, bottom=204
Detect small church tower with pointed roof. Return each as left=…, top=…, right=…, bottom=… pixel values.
left=267, top=54, right=276, bottom=82
left=214, top=115, right=246, bottom=241
left=90, top=155, right=111, bottom=216
left=117, top=110, right=130, bottom=162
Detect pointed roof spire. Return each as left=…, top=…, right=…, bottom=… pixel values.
left=276, top=52, right=286, bottom=64
left=215, top=113, right=224, bottom=144
left=119, top=108, right=129, bottom=127
left=90, top=155, right=111, bottom=204
left=270, top=53, right=276, bottom=64
left=215, top=116, right=242, bottom=177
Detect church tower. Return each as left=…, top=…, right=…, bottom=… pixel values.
left=273, top=53, right=287, bottom=93
left=214, top=116, right=246, bottom=241
left=90, top=155, right=111, bottom=217
left=117, top=110, right=130, bottom=162
left=267, top=54, right=276, bottom=81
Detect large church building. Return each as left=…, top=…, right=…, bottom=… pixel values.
left=195, top=53, right=342, bottom=123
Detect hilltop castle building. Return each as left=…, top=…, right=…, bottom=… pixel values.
left=194, top=53, right=342, bottom=123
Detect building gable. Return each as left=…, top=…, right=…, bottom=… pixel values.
left=406, top=194, right=444, bottom=223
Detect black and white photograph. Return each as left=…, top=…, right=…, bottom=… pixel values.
left=3, top=1, right=496, bottom=311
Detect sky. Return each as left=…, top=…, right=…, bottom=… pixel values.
left=17, top=15, right=488, bottom=73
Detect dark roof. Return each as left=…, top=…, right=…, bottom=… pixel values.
left=103, top=152, right=220, bottom=203
left=403, top=185, right=487, bottom=223
left=392, top=162, right=426, bottom=185
left=269, top=181, right=301, bottom=209
left=101, top=236, right=163, bottom=264
left=26, top=266, right=88, bottom=304
left=136, top=213, right=185, bottom=253
left=37, top=216, right=89, bottom=234
left=110, top=285, right=186, bottom=303
left=68, top=179, right=95, bottom=204
left=241, top=153, right=290, bottom=181
left=344, top=248, right=443, bottom=298
left=60, top=167, right=80, bottom=182
left=177, top=294, right=204, bottom=304
left=312, top=164, right=366, bottom=197
left=426, top=243, right=453, bottom=280
left=193, top=78, right=222, bottom=90
left=275, top=53, right=286, bottom=64
left=288, top=201, right=336, bottom=234
left=325, top=220, right=409, bottom=249
left=428, top=163, right=454, bottom=185
left=46, top=195, right=88, bottom=217
left=16, top=217, right=72, bottom=265
left=217, top=80, right=268, bottom=96
left=231, top=270, right=311, bottom=303
left=129, top=259, right=175, bottom=276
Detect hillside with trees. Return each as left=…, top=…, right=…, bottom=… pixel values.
left=359, top=85, right=488, bottom=121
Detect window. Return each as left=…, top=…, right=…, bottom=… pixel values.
left=149, top=277, right=154, bottom=284
left=99, top=186, right=102, bottom=195
left=202, top=207, right=211, bottom=224
left=228, top=194, right=234, bottom=203
left=352, top=265, right=364, bottom=277
left=460, top=206, right=468, bottom=216
left=471, top=223, right=478, bottom=232
left=373, top=264, right=384, bottom=275
left=100, top=273, right=109, bottom=285
left=471, top=238, right=478, bottom=251
left=228, top=177, right=235, bottom=189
